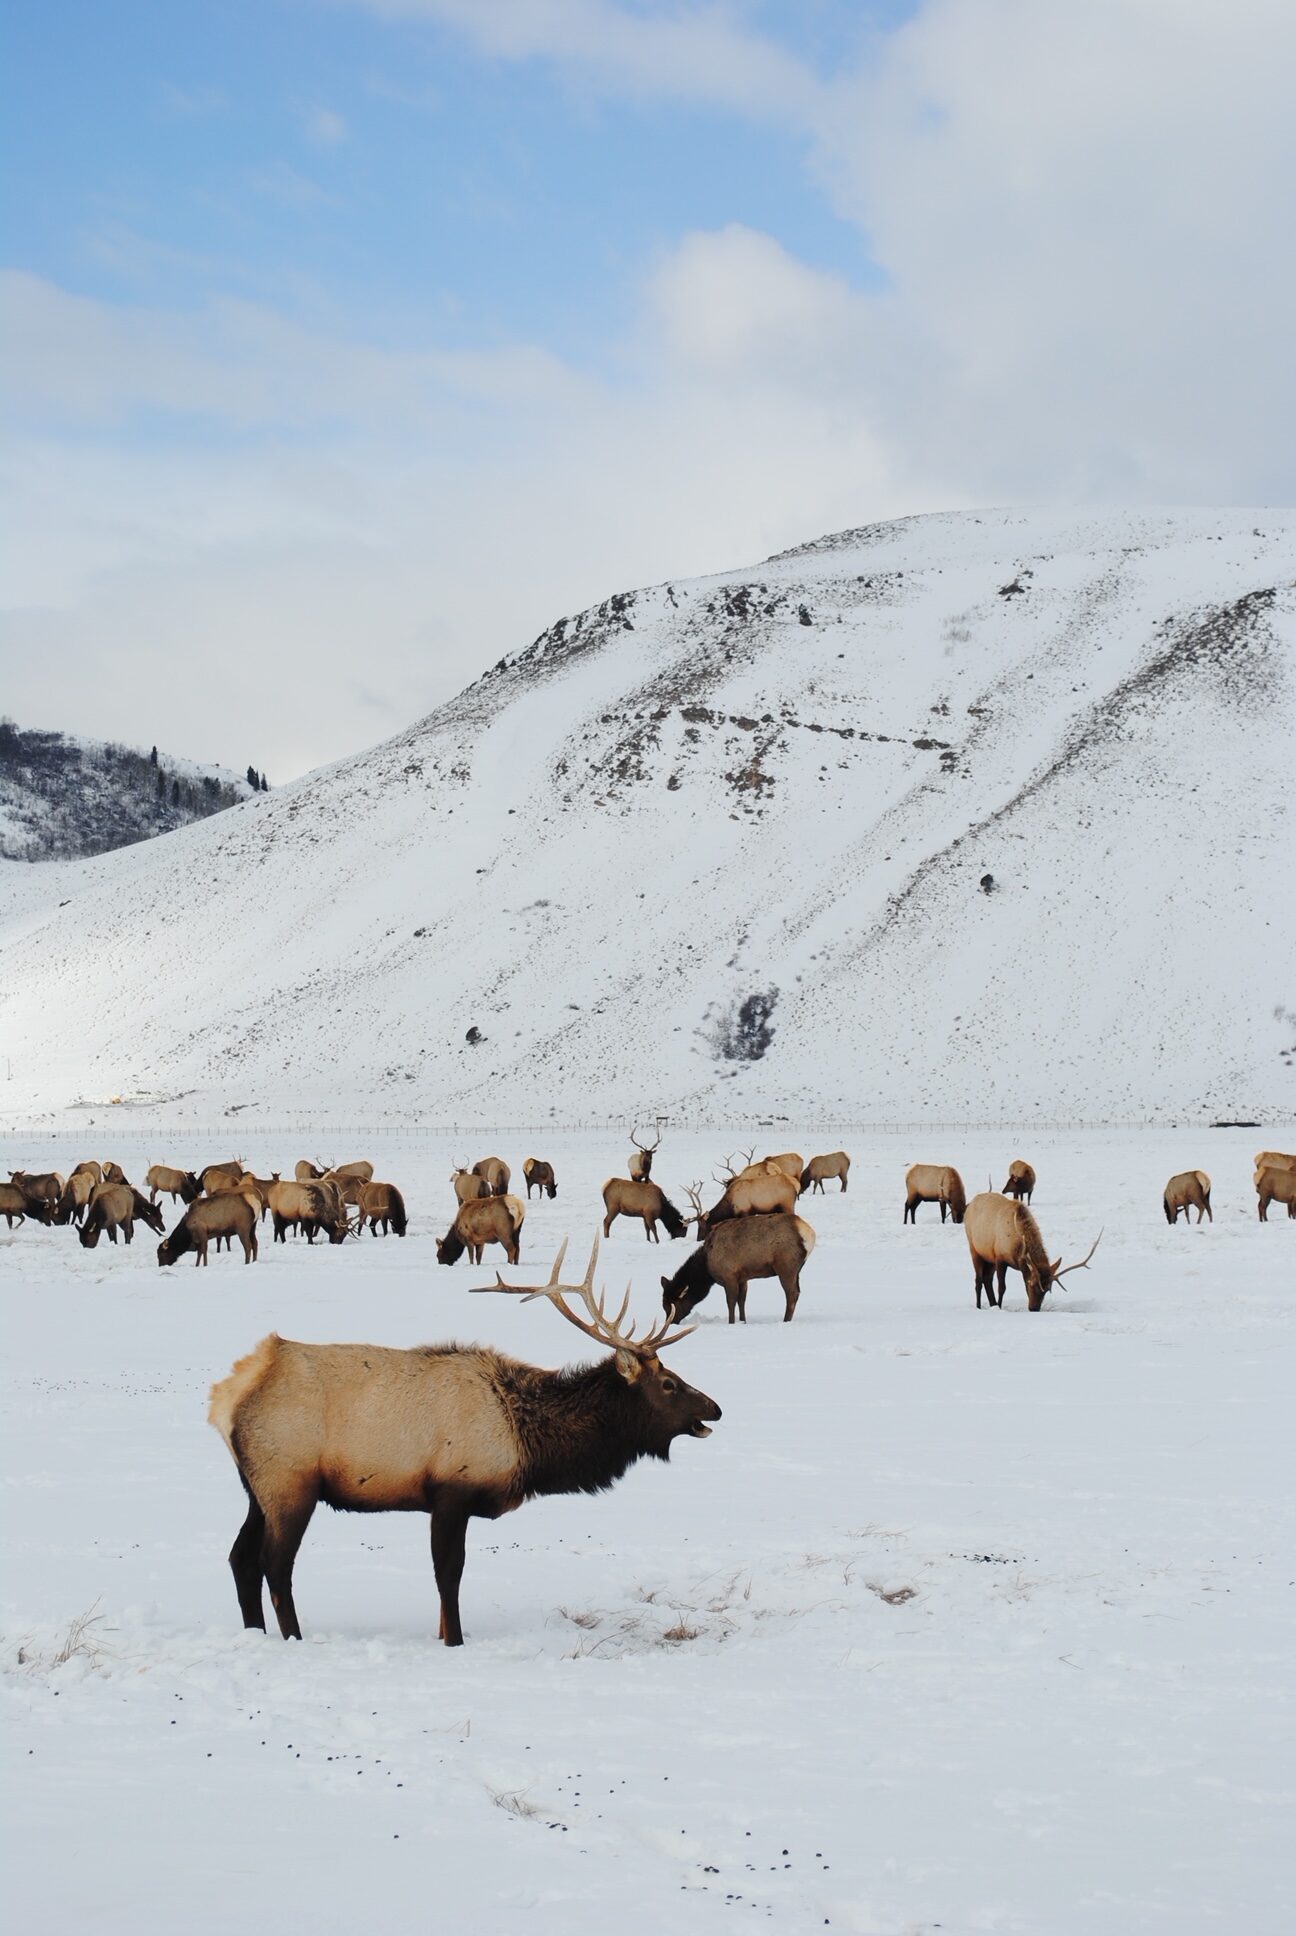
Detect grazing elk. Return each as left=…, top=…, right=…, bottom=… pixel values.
left=53, top=1171, right=96, bottom=1225
left=146, top=1164, right=201, bottom=1206
left=265, top=1180, right=348, bottom=1246
left=1256, top=1166, right=1296, bottom=1221
left=523, top=1158, right=557, bottom=1199
left=1164, top=1171, right=1212, bottom=1224
left=160, top=1194, right=259, bottom=1267
left=79, top=1184, right=164, bottom=1248
left=1002, top=1160, right=1036, bottom=1204
left=903, top=1164, right=967, bottom=1224
left=294, top=1160, right=324, bottom=1182
left=100, top=1162, right=128, bottom=1185
left=683, top=1170, right=798, bottom=1236
left=964, top=1192, right=1101, bottom=1311
left=356, top=1181, right=407, bottom=1236
left=662, top=1211, right=816, bottom=1325
left=71, top=1161, right=103, bottom=1185
left=437, top=1195, right=524, bottom=1266
left=627, top=1125, right=661, bottom=1181
left=601, top=1178, right=688, bottom=1243
left=209, top=1236, right=719, bottom=1645
left=800, top=1152, right=850, bottom=1194
left=1, top=1181, right=49, bottom=1227
left=471, top=1156, right=511, bottom=1196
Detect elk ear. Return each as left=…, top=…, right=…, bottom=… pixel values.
left=614, top=1347, right=643, bottom=1385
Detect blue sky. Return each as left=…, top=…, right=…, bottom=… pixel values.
left=3, top=2, right=1292, bottom=776
left=6, top=2, right=901, bottom=369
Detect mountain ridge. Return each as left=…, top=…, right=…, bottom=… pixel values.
left=1, top=506, right=1292, bottom=1126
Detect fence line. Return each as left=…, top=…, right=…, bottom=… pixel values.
left=3, top=1117, right=1278, bottom=1144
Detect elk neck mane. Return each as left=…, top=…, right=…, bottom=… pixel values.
left=489, top=1352, right=670, bottom=1499
left=1017, top=1205, right=1050, bottom=1271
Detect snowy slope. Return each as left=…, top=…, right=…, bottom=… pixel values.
left=0, top=507, right=1293, bottom=1124
left=0, top=721, right=258, bottom=862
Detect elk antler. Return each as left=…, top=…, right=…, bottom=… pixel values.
left=629, top=1123, right=662, bottom=1153
left=472, top=1236, right=695, bottom=1354
left=1055, top=1229, right=1103, bottom=1281
left=681, top=1181, right=707, bottom=1223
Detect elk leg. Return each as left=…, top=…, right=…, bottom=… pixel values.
left=780, top=1268, right=800, bottom=1321
left=431, top=1505, right=469, bottom=1648
left=939, top=1200, right=948, bottom=1224
left=603, top=1212, right=614, bottom=1237
left=262, top=1496, right=316, bottom=1641
left=839, top=1175, right=847, bottom=1191
left=230, top=1491, right=267, bottom=1630
left=995, top=1263, right=1008, bottom=1307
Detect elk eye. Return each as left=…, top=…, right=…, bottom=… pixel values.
left=661, top=1378, right=677, bottom=1393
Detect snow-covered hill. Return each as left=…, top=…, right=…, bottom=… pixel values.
left=0, top=721, right=261, bottom=862
left=1, top=507, right=1293, bottom=1125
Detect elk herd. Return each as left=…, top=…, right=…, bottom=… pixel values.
left=8, top=1125, right=1292, bottom=1650
left=2, top=1155, right=406, bottom=1264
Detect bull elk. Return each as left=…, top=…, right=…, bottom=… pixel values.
left=356, top=1181, right=407, bottom=1236
left=160, top=1194, right=259, bottom=1267
left=628, top=1124, right=661, bottom=1181
left=523, top=1158, right=557, bottom=1200
left=903, top=1164, right=967, bottom=1224
left=662, top=1212, right=816, bottom=1324
left=601, top=1178, right=687, bottom=1243
left=1163, top=1171, right=1212, bottom=1224
left=800, top=1152, right=850, bottom=1194
left=964, top=1192, right=1101, bottom=1311
left=1256, top=1166, right=1296, bottom=1221
left=208, top=1236, right=720, bottom=1645
left=473, top=1156, right=511, bottom=1197
left=437, top=1195, right=525, bottom=1266
left=1002, top=1160, right=1036, bottom=1204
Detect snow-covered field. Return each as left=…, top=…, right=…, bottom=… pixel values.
left=3, top=1126, right=1292, bottom=1933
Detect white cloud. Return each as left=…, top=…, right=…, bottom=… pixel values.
left=303, top=104, right=348, bottom=145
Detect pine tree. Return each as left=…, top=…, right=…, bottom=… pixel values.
left=171, top=779, right=180, bottom=807
left=246, top=764, right=258, bottom=789
left=260, top=773, right=269, bottom=792
left=150, top=745, right=158, bottom=766
left=156, top=769, right=165, bottom=800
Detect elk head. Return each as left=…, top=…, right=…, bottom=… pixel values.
left=474, top=1236, right=720, bottom=1451
left=1026, top=1229, right=1103, bottom=1311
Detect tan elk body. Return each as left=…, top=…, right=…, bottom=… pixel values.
left=601, top=1178, right=688, bottom=1243
left=473, top=1157, right=511, bottom=1196
left=523, top=1158, right=557, bottom=1199
left=963, top=1192, right=1100, bottom=1311
left=1256, top=1166, right=1296, bottom=1221
left=1002, top=1160, right=1036, bottom=1204
left=1164, top=1171, right=1212, bottom=1224
left=904, top=1164, right=967, bottom=1224
left=662, top=1212, right=816, bottom=1324
left=800, top=1152, right=850, bottom=1194
left=160, top=1194, right=259, bottom=1266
